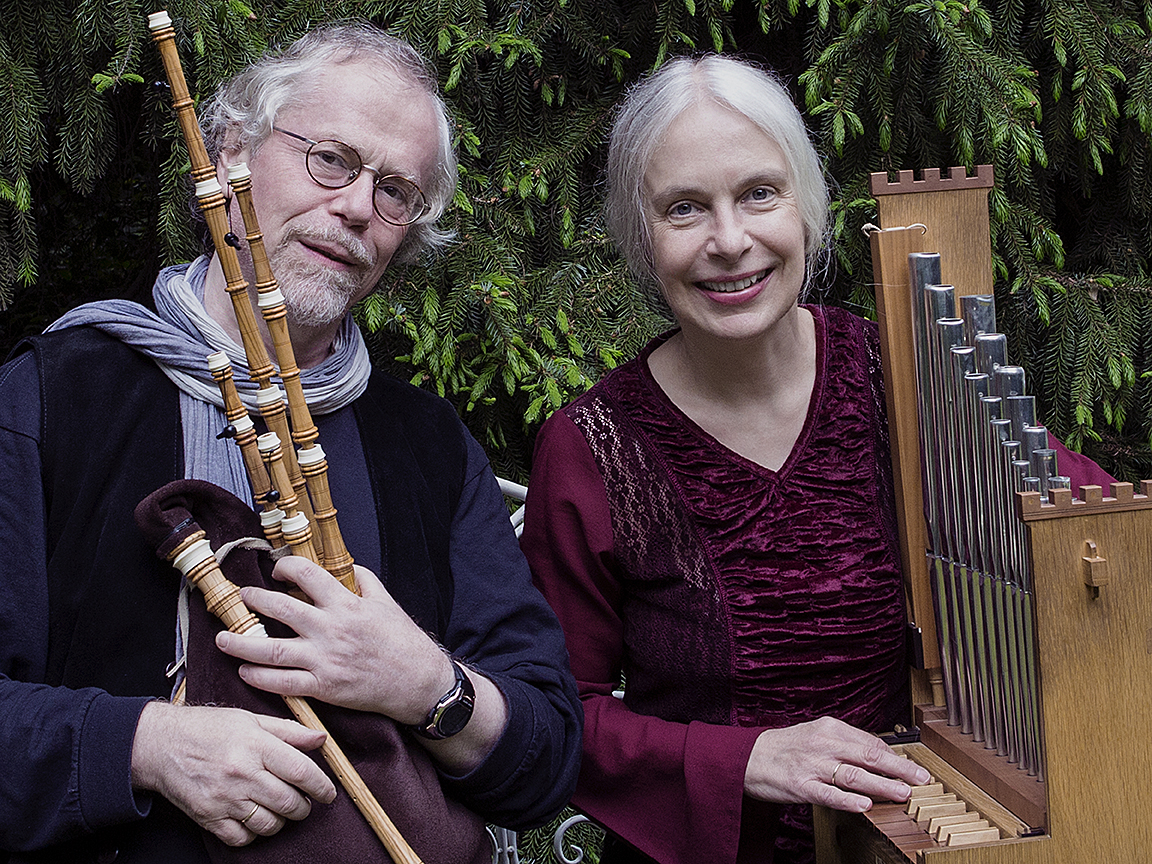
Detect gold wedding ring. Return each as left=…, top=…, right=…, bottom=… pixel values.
left=239, top=802, right=260, bottom=825
left=831, top=762, right=845, bottom=787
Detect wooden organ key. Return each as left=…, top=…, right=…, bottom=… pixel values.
left=818, top=740, right=1032, bottom=862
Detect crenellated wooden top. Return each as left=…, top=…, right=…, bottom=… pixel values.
left=870, top=165, right=995, bottom=196
left=1017, top=480, right=1152, bottom=521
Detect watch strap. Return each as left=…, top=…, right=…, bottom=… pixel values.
left=410, top=658, right=475, bottom=740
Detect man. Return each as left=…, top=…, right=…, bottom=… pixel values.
left=0, top=23, right=581, bottom=863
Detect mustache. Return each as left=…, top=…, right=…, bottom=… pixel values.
left=277, top=224, right=374, bottom=269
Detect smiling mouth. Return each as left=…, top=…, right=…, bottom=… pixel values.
left=281, top=224, right=374, bottom=271
left=698, top=269, right=769, bottom=293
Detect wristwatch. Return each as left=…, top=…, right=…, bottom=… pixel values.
left=411, top=659, right=476, bottom=740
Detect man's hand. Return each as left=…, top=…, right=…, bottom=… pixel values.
left=214, top=558, right=508, bottom=773
left=214, top=560, right=451, bottom=724
left=131, top=701, right=336, bottom=846
left=743, top=716, right=931, bottom=812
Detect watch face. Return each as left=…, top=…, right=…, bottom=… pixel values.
left=437, top=700, right=473, bottom=737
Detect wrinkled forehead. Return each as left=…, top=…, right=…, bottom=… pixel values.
left=277, top=59, right=432, bottom=123
left=276, top=60, right=441, bottom=181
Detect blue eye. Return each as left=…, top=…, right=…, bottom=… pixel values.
left=670, top=201, right=696, bottom=217
left=748, top=186, right=774, bottom=201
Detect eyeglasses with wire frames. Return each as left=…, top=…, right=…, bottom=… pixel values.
left=272, top=126, right=431, bottom=226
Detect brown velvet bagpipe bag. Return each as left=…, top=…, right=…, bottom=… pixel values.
left=134, top=479, right=489, bottom=864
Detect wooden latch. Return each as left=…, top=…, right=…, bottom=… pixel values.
left=1082, top=540, right=1109, bottom=598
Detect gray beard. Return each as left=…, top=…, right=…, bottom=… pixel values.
left=272, top=253, right=361, bottom=328
left=269, top=228, right=375, bottom=328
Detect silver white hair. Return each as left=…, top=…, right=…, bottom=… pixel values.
left=604, top=54, right=829, bottom=295
left=201, top=23, right=457, bottom=265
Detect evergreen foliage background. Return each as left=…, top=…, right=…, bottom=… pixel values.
left=3, top=0, right=1151, bottom=483
left=2, top=0, right=1151, bottom=859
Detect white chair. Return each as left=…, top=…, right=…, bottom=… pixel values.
left=489, top=815, right=596, bottom=864
left=496, top=476, right=528, bottom=537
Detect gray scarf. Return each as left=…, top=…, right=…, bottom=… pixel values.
left=46, top=256, right=373, bottom=696
left=46, top=255, right=372, bottom=501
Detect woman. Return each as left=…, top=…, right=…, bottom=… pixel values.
left=519, top=55, right=930, bottom=864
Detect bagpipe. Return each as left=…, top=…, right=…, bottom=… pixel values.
left=137, top=13, right=487, bottom=864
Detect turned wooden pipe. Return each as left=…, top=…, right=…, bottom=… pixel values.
left=148, top=10, right=322, bottom=560
left=227, top=162, right=356, bottom=592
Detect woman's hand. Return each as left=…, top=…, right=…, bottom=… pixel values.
left=743, top=716, right=930, bottom=812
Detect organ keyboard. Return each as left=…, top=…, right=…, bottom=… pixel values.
left=818, top=741, right=1029, bottom=862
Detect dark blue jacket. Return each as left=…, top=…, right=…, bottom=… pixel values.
left=0, top=326, right=581, bottom=862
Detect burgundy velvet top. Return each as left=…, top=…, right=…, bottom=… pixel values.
left=522, top=307, right=911, bottom=864
left=522, top=304, right=1115, bottom=864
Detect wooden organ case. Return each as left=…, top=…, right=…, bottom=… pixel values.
left=814, top=167, right=1152, bottom=863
